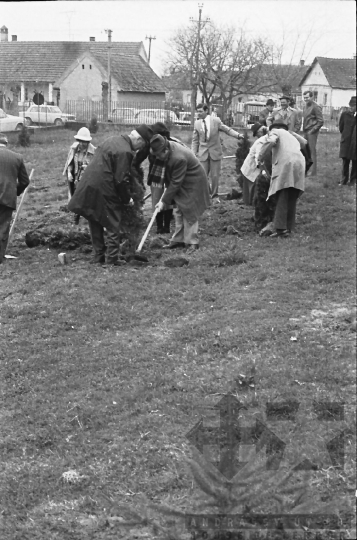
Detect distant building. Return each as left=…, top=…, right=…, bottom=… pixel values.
left=0, top=28, right=166, bottom=110
left=299, top=56, right=356, bottom=107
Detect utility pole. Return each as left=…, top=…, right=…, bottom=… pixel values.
left=189, top=4, right=210, bottom=127
left=105, top=29, right=112, bottom=113
left=145, top=35, right=156, bottom=65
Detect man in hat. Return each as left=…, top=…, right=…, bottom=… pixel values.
left=259, top=99, right=275, bottom=126
left=68, top=125, right=153, bottom=265
left=257, top=122, right=306, bottom=237
left=302, top=91, right=324, bottom=176
left=150, top=134, right=210, bottom=254
left=191, top=103, right=244, bottom=199
left=0, top=133, right=30, bottom=263
left=63, top=127, right=96, bottom=224
left=267, top=96, right=299, bottom=132
left=338, top=96, right=356, bottom=186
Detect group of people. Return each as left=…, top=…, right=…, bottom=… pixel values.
left=0, top=93, right=355, bottom=265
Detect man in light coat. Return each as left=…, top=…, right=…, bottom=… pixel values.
left=267, top=95, right=300, bottom=132
left=191, top=103, right=244, bottom=199
left=151, top=134, right=211, bottom=254
left=257, top=122, right=306, bottom=237
left=302, top=91, right=324, bottom=176
left=0, top=133, right=30, bottom=263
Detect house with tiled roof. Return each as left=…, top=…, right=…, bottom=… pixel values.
left=0, top=27, right=165, bottom=110
left=299, top=57, right=356, bottom=108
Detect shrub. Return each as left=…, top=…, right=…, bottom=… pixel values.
left=88, top=116, right=98, bottom=134
left=17, top=124, right=31, bottom=147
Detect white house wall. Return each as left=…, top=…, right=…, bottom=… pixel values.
left=303, top=62, right=330, bottom=86
left=59, top=57, right=107, bottom=108
left=330, top=88, right=355, bottom=108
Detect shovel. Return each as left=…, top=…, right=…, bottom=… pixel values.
left=5, top=169, right=34, bottom=258
left=136, top=190, right=165, bottom=253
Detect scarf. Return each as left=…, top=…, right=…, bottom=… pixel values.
left=147, top=158, right=166, bottom=188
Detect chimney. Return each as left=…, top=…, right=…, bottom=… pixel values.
left=1, top=25, right=9, bottom=42
left=12, top=35, right=17, bottom=41
left=300, top=59, right=305, bottom=67
left=89, top=37, right=95, bottom=42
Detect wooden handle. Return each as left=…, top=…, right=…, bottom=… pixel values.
left=7, top=169, right=34, bottom=244
left=136, top=191, right=165, bottom=253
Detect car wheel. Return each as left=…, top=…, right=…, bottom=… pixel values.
left=15, top=123, right=23, bottom=131
left=25, top=117, right=32, bottom=126
left=54, top=118, right=63, bottom=126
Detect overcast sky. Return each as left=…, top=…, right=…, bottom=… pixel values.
left=1, top=1, right=356, bottom=74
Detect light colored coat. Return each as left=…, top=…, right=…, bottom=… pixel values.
left=62, top=142, right=96, bottom=177
left=267, top=107, right=299, bottom=132
left=191, top=116, right=240, bottom=161
left=240, top=135, right=269, bottom=183
left=257, top=128, right=305, bottom=199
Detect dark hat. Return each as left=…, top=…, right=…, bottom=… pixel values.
left=0, top=132, right=8, bottom=145
left=135, top=124, right=153, bottom=143
left=151, top=122, right=170, bottom=138
left=349, top=96, right=356, bottom=106
left=266, top=99, right=275, bottom=106
left=251, top=122, right=262, bottom=137
left=280, top=95, right=291, bottom=101
left=269, top=121, right=289, bottom=131
left=150, top=134, right=168, bottom=153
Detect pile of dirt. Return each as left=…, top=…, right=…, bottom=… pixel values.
left=25, top=228, right=92, bottom=250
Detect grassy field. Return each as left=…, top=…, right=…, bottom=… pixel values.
left=0, top=126, right=356, bottom=539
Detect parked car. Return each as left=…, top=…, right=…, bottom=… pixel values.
left=133, top=109, right=178, bottom=125
left=175, top=111, right=198, bottom=125
left=0, top=108, right=24, bottom=132
left=109, top=107, right=138, bottom=124
left=19, top=105, right=75, bottom=126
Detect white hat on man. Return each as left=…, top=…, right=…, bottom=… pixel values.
left=74, top=127, right=92, bottom=142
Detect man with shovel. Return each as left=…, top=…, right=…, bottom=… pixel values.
left=150, top=134, right=210, bottom=254
left=0, top=133, right=30, bottom=264
left=68, top=125, right=153, bottom=266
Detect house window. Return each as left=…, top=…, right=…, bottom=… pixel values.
left=313, top=91, right=318, bottom=101
left=187, top=94, right=191, bottom=103
left=82, top=65, right=85, bottom=69
left=90, top=65, right=92, bottom=69
left=25, top=88, right=28, bottom=100
left=323, top=93, right=327, bottom=105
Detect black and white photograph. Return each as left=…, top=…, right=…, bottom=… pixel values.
left=0, top=0, right=356, bottom=538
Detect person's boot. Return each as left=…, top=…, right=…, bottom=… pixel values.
left=163, top=209, right=173, bottom=233
left=156, top=212, right=164, bottom=234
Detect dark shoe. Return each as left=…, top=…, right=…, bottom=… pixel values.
left=90, top=256, right=105, bottom=264
left=162, top=227, right=171, bottom=234
left=270, top=229, right=290, bottom=238
left=156, top=227, right=164, bottom=234
left=162, top=242, right=185, bottom=249
left=107, top=259, right=126, bottom=266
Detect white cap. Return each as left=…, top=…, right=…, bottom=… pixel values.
left=74, top=127, right=92, bottom=142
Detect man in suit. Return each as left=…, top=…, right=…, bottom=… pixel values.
left=267, top=95, right=300, bottom=132
left=259, top=99, right=275, bottom=126
left=191, top=103, right=244, bottom=199
left=151, top=134, right=211, bottom=254
left=302, top=91, right=324, bottom=176
left=0, top=133, right=30, bottom=263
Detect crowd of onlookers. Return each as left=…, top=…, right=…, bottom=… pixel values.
left=0, top=94, right=355, bottom=265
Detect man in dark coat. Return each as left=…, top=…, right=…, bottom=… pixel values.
left=258, top=99, right=275, bottom=126
left=150, top=134, right=211, bottom=254
left=339, top=96, right=356, bottom=186
left=0, top=133, right=30, bottom=263
left=68, top=125, right=153, bottom=265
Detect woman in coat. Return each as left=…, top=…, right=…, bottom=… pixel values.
left=339, top=96, right=356, bottom=186
left=63, top=127, right=96, bottom=224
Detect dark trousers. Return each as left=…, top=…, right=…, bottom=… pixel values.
left=304, top=131, right=318, bottom=175
left=341, top=158, right=356, bottom=185
left=0, top=204, right=13, bottom=263
left=88, top=220, right=121, bottom=263
left=273, top=188, right=300, bottom=231
left=253, top=173, right=276, bottom=231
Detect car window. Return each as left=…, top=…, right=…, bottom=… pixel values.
left=51, top=107, right=62, bottom=113
left=0, top=109, right=6, bottom=119
left=29, top=106, right=39, bottom=112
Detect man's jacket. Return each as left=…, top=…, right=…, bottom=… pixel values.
left=267, top=107, right=299, bottom=132
left=339, top=109, right=356, bottom=160
left=191, top=116, right=239, bottom=161
left=0, top=146, right=30, bottom=209
left=162, top=141, right=211, bottom=224
left=68, top=135, right=134, bottom=231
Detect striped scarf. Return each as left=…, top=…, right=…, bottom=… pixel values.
left=147, top=158, right=166, bottom=188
